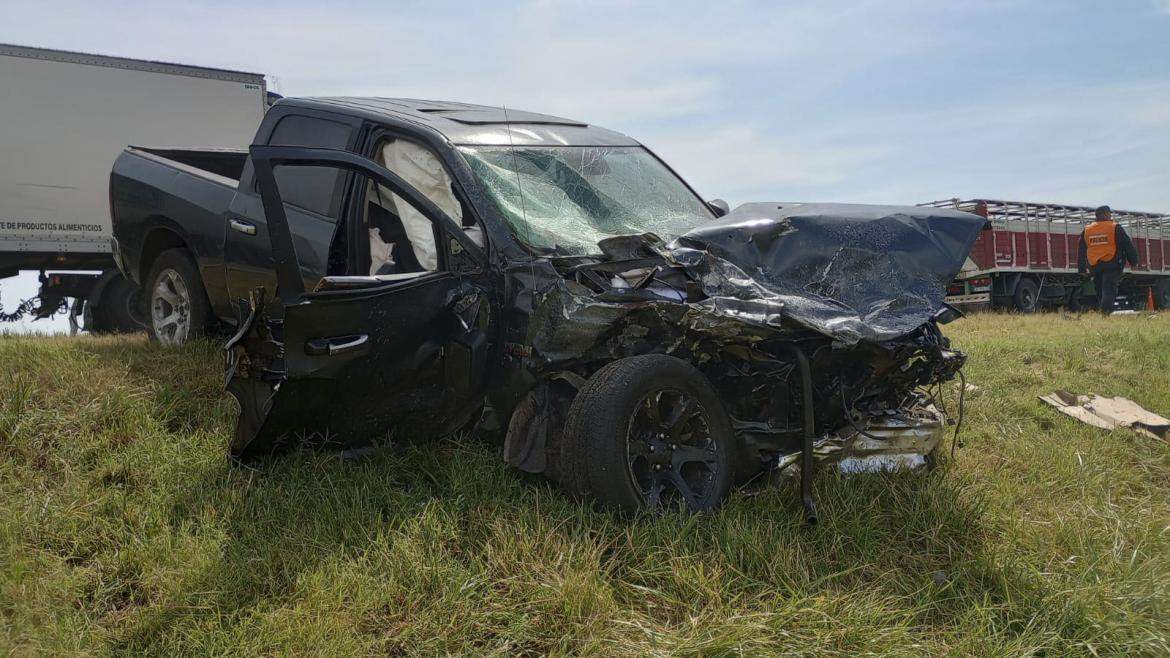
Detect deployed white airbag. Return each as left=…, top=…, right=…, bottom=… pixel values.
left=373, top=139, right=462, bottom=272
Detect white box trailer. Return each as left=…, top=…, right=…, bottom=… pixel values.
left=0, top=43, right=269, bottom=331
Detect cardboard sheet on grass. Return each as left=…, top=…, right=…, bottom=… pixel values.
left=1040, top=391, right=1170, bottom=440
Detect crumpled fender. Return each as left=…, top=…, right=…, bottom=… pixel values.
left=224, top=290, right=286, bottom=459
left=670, top=202, right=985, bottom=344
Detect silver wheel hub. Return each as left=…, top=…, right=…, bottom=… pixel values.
left=151, top=269, right=192, bottom=345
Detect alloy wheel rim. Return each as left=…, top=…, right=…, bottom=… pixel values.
left=625, top=388, right=721, bottom=512
left=151, top=269, right=191, bottom=345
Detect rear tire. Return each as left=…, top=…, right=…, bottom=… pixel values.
left=89, top=275, right=145, bottom=334
left=145, top=249, right=213, bottom=346
left=1012, top=278, right=1039, bottom=313
left=562, top=355, right=735, bottom=514
left=1064, top=285, right=1085, bottom=313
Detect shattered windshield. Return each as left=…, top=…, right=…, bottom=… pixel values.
left=458, top=145, right=713, bottom=255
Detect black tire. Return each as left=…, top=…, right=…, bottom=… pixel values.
left=1156, top=281, right=1170, bottom=310
left=1012, top=277, right=1039, bottom=313
left=144, top=249, right=213, bottom=345
left=1064, top=285, right=1085, bottom=313
left=562, top=355, right=735, bottom=514
left=89, top=275, right=145, bottom=334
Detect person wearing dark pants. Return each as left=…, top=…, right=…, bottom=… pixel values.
left=1078, top=205, right=1139, bottom=313
left=1092, top=267, right=1122, bottom=313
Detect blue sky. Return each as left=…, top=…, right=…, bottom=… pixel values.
left=3, top=0, right=1170, bottom=330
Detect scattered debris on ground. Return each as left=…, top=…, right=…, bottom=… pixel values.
left=1040, top=390, right=1170, bottom=440
left=957, top=381, right=981, bottom=397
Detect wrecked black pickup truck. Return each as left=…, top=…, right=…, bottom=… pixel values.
left=111, top=97, right=984, bottom=516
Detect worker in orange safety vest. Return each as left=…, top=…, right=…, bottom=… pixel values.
left=1078, top=206, right=1138, bottom=312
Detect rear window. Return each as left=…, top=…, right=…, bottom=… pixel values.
left=267, top=115, right=352, bottom=219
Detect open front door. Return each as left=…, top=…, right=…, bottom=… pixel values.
left=226, top=146, right=492, bottom=459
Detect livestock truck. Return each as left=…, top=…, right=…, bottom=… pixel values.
left=0, top=43, right=270, bottom=331
left=920, top=198, right=1170, bottom=312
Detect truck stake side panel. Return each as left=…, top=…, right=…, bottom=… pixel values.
left=922, top=198, right=1170, bottom=310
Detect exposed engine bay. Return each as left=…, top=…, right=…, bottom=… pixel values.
left=493, top=203, right=974, bottom=518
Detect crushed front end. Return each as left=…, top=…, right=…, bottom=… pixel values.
left=500, top=202, right=983, bottom=515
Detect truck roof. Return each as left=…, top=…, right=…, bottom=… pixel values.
left=0, top=43, right=265, bottom=86
left=289, top=97, right=641, bottom=147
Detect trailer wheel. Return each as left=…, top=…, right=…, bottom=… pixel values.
left=1156, top=281, right=1170, bottom=310
left=89, top=275, right=145, bottom=334
left=145, top=249, right=213, bottom=346
left=562, top=355, right=735, bottom=514
left=1012, top=278, right=1039, bottom=313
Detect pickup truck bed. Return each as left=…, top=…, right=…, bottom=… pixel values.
left=111, top=147, right=246, bottom=324
left=132, top=147, right=249, bottom=181
left=111, top=107, right=347, bottom=343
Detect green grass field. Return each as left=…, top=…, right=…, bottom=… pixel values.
left=2, top=312, right=1168, bottom=656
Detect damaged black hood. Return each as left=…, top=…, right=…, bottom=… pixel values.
left=666, top=202, right=985, bottom=344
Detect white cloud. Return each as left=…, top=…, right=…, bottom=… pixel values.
left=0, top=0, right=938, bottom=117
left=644, top=125, right=889, bottom=201
left=0, top=0, right=948, bottom=202
left=2, top=0, right=1167, bottom=212
left=644, top=77, right=1170, bottom=209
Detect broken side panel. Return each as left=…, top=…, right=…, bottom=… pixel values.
left=227, top=144, right=493, bottom=459
left=226, top=276, right=489, bottom=459
left=224, top=291, right=284, bottom=458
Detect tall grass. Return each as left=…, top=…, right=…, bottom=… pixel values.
left=1, top=312, right=1168, bottom=655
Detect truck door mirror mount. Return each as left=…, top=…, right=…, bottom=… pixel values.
left=707, top=198, right=730, bottom=218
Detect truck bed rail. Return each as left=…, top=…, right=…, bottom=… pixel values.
left=919, top=198, right=1170, bottom=274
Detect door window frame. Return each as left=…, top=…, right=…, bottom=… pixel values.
left=339, top=127, right=486, bottom=277
left=249, top=144, right=486, bottom=305
left=238, top=108, right=363, bottom=223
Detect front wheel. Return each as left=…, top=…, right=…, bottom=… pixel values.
left=145, top=249, right=213, bottom=346
left=562, top=355, right=735, bottom=513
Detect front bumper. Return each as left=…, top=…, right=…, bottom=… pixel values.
left=776, top=404, right=946, bottom=476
